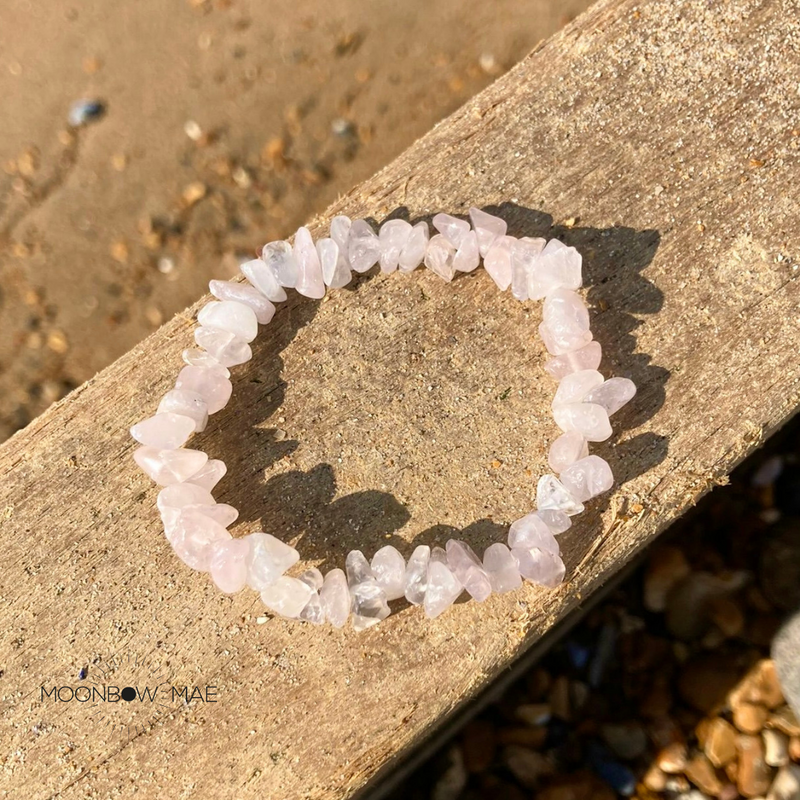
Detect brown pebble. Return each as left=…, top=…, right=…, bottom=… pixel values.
left=769, top=706, right=800, bottom=737
left=643, top=545, right=690, bottom=612
left=684, top=753, right=724, bottom=796
left=717, top=783, right=740, bottom=800
left=497, top=727, right=548, bottom=749
left=737, top=733, right=774, bottom=797
left=642, top=764, right=667, bottom=792
left=657, top=741, right=688, bottom=774
left=536, top=771, right=616, bottom=800
left=704, top=717, right=738, bottom=767
left=46, top=330, right=69, bottom=354
left=181, top=181, right=207, bottom=207
left=110, top=239, right=129, bottom=263
left=734, top=701, right=769, bottom=734
left=516, top=703, right=551, bottom=727
left=731, top=659, right=785, bottom=711
left=707, top=594, right=745, bottom=637
left=501, top=745, right=552, bottom=789
left=461, top=719, right=496, bottom=773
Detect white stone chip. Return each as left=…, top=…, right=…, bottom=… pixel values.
left=584, top=377, right=637, bottom=416
left=262, top=241, right=299, bottom=288
left=245, top=532, right=300, bottom=591
left=346, top=550, right=390, bottom=631
left=320, top=568, right=350, bottom=628
left=260, top=576, right=313, bottom=619
left=347, top=220, right=381, bottom=273
left=469, top=207, right=507, bottom=257
left=404, top=545, right=431, bottom=605
left=445, top=540, right=492, bottom=602
left=241, top=257, right=288, bottom=302
left=536, top=474, right=585, bottom=516
left=371, top=545, right=407, bottom=600
left=559, top=455, right=614, bottom=502
left=483, top=543, right=522, bottom=593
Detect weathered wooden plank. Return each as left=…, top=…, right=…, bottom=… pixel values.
left=2, top=0, right=800, bottom=796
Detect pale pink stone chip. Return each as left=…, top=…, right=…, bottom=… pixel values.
left=371, top=545, right=406, bottom=601
left=469, top=207, right=507, bottom=258
left=540, top=289, right=593, bottom=355
left=293, top=226, right=325, bottom=299
left=194, top=327, right=252, bottom=368
left=423, top=552, right=463, bottom=618
left=453, top=230, right=481, bottom=273
left=261, top=576, right=313, bottom=618
left=511, top=237, right=546, bottom=301
left=424, top=234, right=456, bottom=282
left=512, top=547, right=566, bottom=588
left=446, top=539, right=491, bottom=602
left=185, top=459, right=227, bottom=491
left=317, top=237, right=350, bottom=288
left=552, top=402, right=612, bottom=442
left=483, top=235, right=515, bottom=291
left=559, top=455, right=614, bottom=502
left=158, top=389, right=209, bottom=433
left=319, top=568, right=350, bottom=628
left=348, top=220, right=381, bottom=273
left=130, top=412, right=196, bottom=449
left=209, top=538, right=250, bottom=593
left=209, top=280, right=276, bottom=324
left=262, top=241, right=299, bottom=288
left=241, top=257, right=288, bottom=302
left=483, top=543, right=522, bottom=593
left=170, top=507, right=231, bottom=571
left=552, top=370, right=605, bottom=409
left=528, top=238, right=582, bottom=300
left=175, top=365, right=233, bottom=414
left=507, top=513, right=560, bottom=554
left=584, top=377, right=637, bottom=416
left=548, top=431, right=590, bottom=472
left=181, top=348, right=230, bottom=375
left=197, top=300, right=258, bottom=343
left=398, top=222, right=430, bottom=272
left=544, top=342, right=603, bottom=380
left=378, top=219, right=413, bottom=274
left=133, top=446, right=208, bottom=486
left=432, top=213, right=470, bottom=248
left=536, top=474, right=585, bottom=516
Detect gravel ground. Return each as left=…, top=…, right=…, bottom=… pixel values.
left=391, top=418, right=800, bottom=800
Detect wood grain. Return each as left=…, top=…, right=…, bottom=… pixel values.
left=3, top=0, right=800, bottom=796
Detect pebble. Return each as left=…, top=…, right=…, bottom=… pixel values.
left=68, top=99, right=105, bottom=126
left=502, top=745, right=552, bottom=789
left=770, top=706, right=800, bottom=737
left=737, top=733, right=774, bottom=798
left=764, top=729, right=790, bottom=767
left=516, top=703, right=551, bottom=727
left=600, top=722, right=648, bottom=761
left=643, top=545, right=691, bottom=612
left=766, top=763, right=800, bottom=800
left=684, top=753, right=723, bottom=796
left=657, top=741, right=689, bottom=774
left=431, top=747, right=467, bottom=800
left=735, top=702, right=771, bottom=735
left=703, top=717, right=738, bottom=767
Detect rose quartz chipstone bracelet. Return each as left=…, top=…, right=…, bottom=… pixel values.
left=130, top=209, right=636, bottom=631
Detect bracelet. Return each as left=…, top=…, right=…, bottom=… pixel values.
left=130, top=208, right=636, bottom=631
